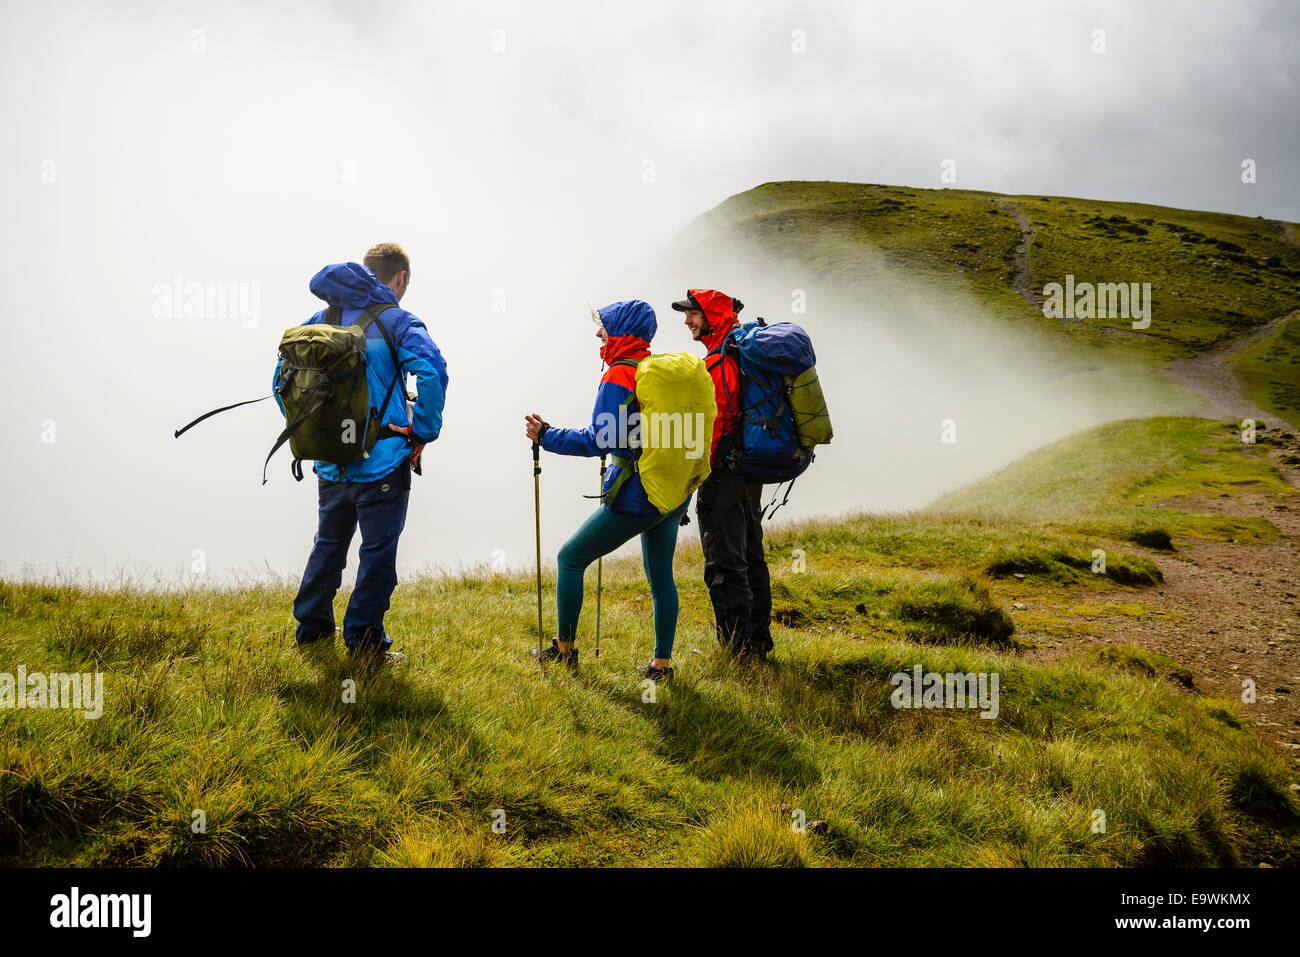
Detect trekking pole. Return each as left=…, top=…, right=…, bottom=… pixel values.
left=595, top=455, right=607, bottom=659
left=533, top=441, right=544, bottom=662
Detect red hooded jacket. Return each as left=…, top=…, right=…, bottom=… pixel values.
left=690, top=288, right=742, bottom=464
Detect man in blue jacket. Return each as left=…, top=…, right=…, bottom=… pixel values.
left=275, top=244, right=448, bottom=664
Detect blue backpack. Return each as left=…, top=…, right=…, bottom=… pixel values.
left=710, top=319, right=832, bottom=513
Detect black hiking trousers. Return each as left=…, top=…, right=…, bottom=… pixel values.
left=696, top=465, right=773, bottom=655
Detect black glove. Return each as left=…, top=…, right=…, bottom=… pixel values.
left=713, top=432, right=741, bottom=471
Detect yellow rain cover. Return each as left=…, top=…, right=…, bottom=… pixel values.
left=633, top=353, right=718, bottom=514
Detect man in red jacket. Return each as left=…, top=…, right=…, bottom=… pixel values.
left=673, top=289, right=773, bottom=660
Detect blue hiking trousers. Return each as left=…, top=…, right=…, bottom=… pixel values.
left=556, top=499, right=690, bottom=660
left=293, top=462, right=411, bottom=651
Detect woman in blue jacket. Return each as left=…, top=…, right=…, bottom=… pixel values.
left=523, top=300, right=688, bottom=682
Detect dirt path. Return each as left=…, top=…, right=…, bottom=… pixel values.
left=999, top=202, right=1039, bottom=308
left=1019, top=434, right=1300, bottom=762
left=1166, top=312, right=1292, bottom=424
left=996, top=213, right=1300, bottom=758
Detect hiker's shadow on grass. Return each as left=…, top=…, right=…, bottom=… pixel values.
left=578, top=669, right=820, bottom=788
left=764, top=655, right=902, bottom=740
left=276, top=651, right=487, bottom=763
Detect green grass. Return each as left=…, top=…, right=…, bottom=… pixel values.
left=1089, top=645, right=1196, bottom=691
left=1234, top=311, right=1300, bottom=429
left=2, top=417, right=1297, bottom=867
left=935, top=416, right=1294, bottom=542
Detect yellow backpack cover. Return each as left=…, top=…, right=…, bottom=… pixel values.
left=618, top=353, right=717, bottom=514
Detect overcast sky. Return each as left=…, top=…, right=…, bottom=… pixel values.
left=1, top=0, right=1295, bottom=585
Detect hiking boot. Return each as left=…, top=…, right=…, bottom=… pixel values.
left=638, top=661, right=674, bottom=683
left=295, top=628, right=337, bottom=648
left=531, top=638, right=579, bottom=669
left=718, top=637, right=762, bottom=660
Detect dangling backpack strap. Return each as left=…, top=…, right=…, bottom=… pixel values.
left=175, top=306, right=346, bottom=441
left=584, top=453, right=635, bottom=505
left=261, top=381, right=334, bottom=484
left=174, top=394, right=274, bottom=439
left=762, top=477, right=797, bottom=521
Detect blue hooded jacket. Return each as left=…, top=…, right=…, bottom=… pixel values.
left=273, top=262, right=448, bottom=483
left=540, top=300, right=675, bottom=517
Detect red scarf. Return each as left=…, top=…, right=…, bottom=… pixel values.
left=600, top=334, right=650, bottom=369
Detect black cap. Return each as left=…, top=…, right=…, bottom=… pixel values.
left=671, top=292, right=745, bottom=314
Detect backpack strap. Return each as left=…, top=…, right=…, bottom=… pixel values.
left=762, top=477, right=798, bottom=521
left=178, top=303, right=405, bottom=480
left=260, top=381, right=333, bottom=484
left=704, top=342, right=726, bottom=372
left=605, top=454, right=635, bottom=503
left=355, top=302, right=407, bottom=443
left=740, top=378, right=789, bottom=419
left=174, top=312, right=320, bottom=452
left=582, top=375, right=641, bottom=506
left=174, top=394, right=273, bottom=439
left=705, top=337, right=742, bottom=451
left=583, top=453, right=635, bottom=506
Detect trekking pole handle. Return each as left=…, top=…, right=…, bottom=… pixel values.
left=533, top=441, right=541, bottom=476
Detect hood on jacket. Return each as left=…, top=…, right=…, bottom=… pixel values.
left=689, top=288, right=741, bottom=351
left=597, top=299, right=656, bottom=367
left=309, top=262, right=400, bottom=310
left=598, top=300, right=657, bottom=340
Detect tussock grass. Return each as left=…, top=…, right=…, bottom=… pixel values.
left=890, top=576, right=1014, bottom=646
left=1089, top=644, right=1196, bottom=690
left=698, top=800, right=811, bottom=867
left=984, top=545, right=1162, bottom=586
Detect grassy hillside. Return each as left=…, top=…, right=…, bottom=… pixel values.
left=3, top=418, right=1297, bottom=867
left=678, top=181, right=1300, bottom=424
left=1234, top=311, right=1300, bottom=426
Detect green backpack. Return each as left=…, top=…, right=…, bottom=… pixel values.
left=175, top=302, right=405, bottom=482
left=275, top=302, right=404, bottom=473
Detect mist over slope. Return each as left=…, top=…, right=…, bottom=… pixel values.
left=628, top=180, right=1300, bottom=523
left=667, top=181, right=1298, bottom=504
left=686, top=182, right=1300, bottom=351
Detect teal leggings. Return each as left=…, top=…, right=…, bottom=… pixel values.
left=556, top=500, right=689, bottom=659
